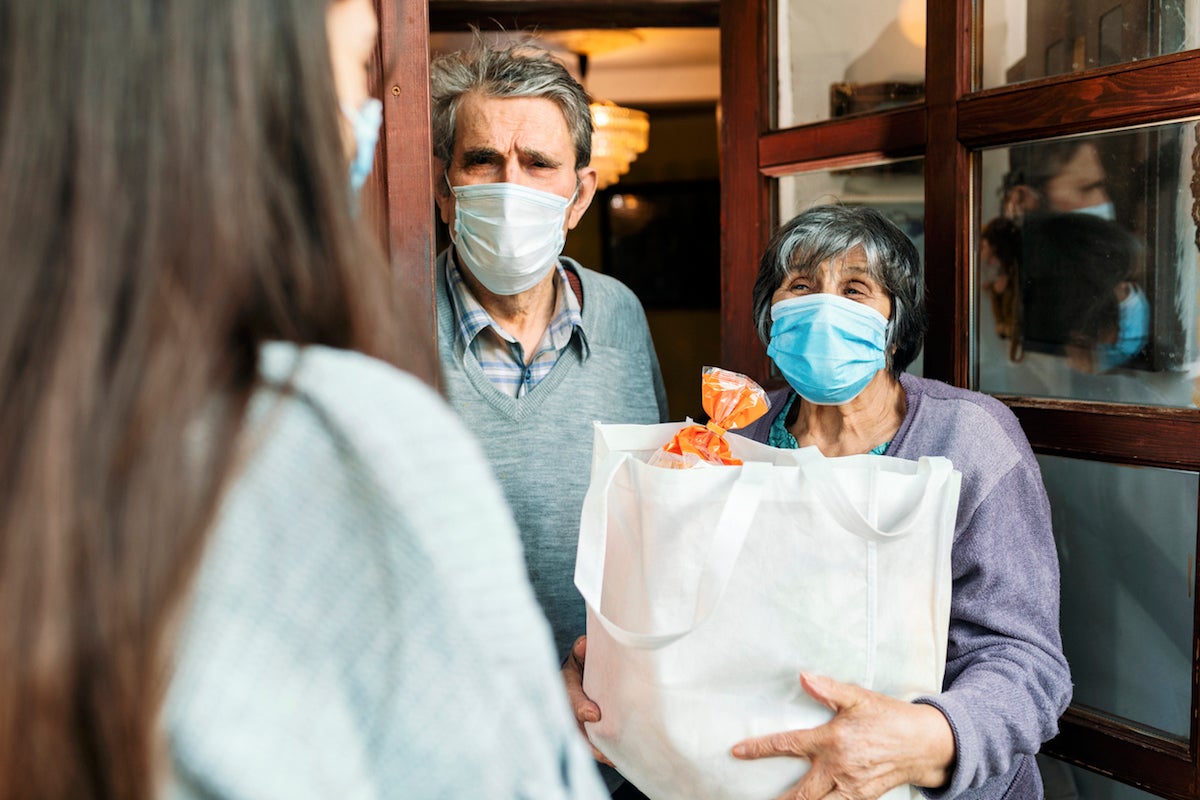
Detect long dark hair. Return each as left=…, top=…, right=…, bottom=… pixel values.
left=0, top=1, right=412, bottom=797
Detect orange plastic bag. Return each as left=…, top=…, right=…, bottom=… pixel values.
left=652, top=367, right=770, bottom=468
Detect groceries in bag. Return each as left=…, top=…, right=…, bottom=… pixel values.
left=575, top=375, right=959, bottom=800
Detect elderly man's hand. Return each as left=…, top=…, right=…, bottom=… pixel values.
left=562, top=635, right=614, bottom=766
left=731, top=672, right=955, bottom=800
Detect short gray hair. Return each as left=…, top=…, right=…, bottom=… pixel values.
left=430, top=39, right=593, bottom=175
left=752, top=204, right=927, bottom=376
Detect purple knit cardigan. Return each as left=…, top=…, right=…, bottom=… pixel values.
left=735, top=372, right=1071, bottom=800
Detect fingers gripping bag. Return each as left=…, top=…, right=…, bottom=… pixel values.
left=575, top=368, right=960, bottom=800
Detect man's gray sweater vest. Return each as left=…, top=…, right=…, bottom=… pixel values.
left=437, top=251, right=669, bottom=660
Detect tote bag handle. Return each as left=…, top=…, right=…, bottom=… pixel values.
left=801, top=456, right=954, bottom=542
left=575, top=454, right=773, bottom=650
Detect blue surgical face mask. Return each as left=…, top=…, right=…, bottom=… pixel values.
left=1071, top=201, right=1116, bottom=221
left=1095, top=284, right=1150, bottom=371
left=343, top=98, right=383, bottom=194
left=767, top=293, right=889, bottom=406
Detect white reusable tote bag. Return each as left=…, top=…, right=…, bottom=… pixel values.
left=575, top=421, right=961, bottom=800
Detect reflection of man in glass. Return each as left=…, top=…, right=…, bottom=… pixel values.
left=995, top=140, right=1150, bottom=373
left=1002, top=140, right=1113, bottom=219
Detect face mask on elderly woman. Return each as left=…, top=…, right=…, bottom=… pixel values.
left=767, top=293, right=889, bottom=405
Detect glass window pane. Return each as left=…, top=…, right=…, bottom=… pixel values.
left=777, top=159, right=925, bottom=375
left=981, top=0, right=1200, bottom=90
left=775, top=0, right=925, bottom=128
left=975, top=123, right=1200, bottom=407
left=1039, top=455, right=1196, bottom=737
left=1038, top=755, right=1165, bottom=799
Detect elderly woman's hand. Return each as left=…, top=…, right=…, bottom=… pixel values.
left=561, top=635, right=614, bottom=766
left=732, top=672, right=955, bottom=800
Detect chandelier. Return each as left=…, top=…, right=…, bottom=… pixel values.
left=590, top=100, right=649, bottom=190
left=546, top=29, right=651, bottom=190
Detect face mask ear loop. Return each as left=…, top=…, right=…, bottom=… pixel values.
left=561, top=179, right=582, bottom=228
left=884, top=301, right=899, bottom=375
left=443, top=171, right=460, bottom=250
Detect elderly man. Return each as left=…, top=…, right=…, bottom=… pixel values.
left=430, top=41, right=669, bottom=666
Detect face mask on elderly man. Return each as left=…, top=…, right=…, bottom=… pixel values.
left=449, top=180, right=577, bottom=296
left=1070, top=200, right=1116, bottom=221
left=767, top=292, right=889, bottom=405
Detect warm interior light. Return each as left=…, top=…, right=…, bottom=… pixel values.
left=550, top=28, right=644, bottom=58
left=543, top=28, right=651, bottom=190
left=898, top=0, right=926, bottom=48
left=590, top=101, right=650, bottom=190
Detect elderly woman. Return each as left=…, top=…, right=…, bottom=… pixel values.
left=729, top=204, right=1072, bottom=799
left=565, top=204, right=1071, bottom=800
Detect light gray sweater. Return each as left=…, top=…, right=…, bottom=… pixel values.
left=165, top=343, right=607, bottom=800
left=738, top=373, right=1071, bottom=800
left=437, top=250, right=669, bottom=660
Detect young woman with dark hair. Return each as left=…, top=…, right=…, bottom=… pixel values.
left=0, top=2, right=604, bottom=798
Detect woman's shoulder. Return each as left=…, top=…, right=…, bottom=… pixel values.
left=257, top=342, right=492, bottom=464
left=900, top=373, right=1022, bottom=433
left=197, top=343, right=546, bottom=686
left=259, top=341, right=447, bottom=422
left=896, top=373, right=1035, bottom=474
left=239, top=344, right=518, bottom=573
left=171, top=344, right=598, bottom=800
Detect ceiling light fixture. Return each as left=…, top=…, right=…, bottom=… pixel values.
left=589, top=100, right=649, bottom=190
left=550, top=29, right=651, bottom=190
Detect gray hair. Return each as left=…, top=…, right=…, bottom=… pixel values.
left=752, top=204, right=927, bottom=376
left=430, top=39, right=593, bottom=178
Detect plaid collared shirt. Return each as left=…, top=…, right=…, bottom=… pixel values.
left=446, top=253, right=585, bottom=398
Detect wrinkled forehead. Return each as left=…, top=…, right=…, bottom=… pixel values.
left=455, top=93, right=572, bottom=148
left=785, top=243, right=871, bottom=278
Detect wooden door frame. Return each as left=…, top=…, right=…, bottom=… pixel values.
left=718, top=0, right=771, bottom=381
left=368, top=0, right=438, bottom=386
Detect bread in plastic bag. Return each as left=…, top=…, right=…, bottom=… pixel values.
left=648, top=367, right=770, bottom=468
